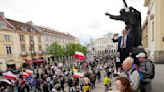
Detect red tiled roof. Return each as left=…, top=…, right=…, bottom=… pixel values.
left=6, top=19, right=23, bottom=31
left=5, top=18, right=76, bottom=38
left=0, top=16, right=15, bottom=30
left=6, top=19, right=39, bottom=33
left=38, top=26, right=76, bottom=38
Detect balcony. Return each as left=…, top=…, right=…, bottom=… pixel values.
left=6, top=54, right=13, bottom=58
left=31, top=51, right=36, bottom=55
left=20, top=51, right=28, bottom=57
left=38, top=51, right=44, bottom=55
left=20, top=41, right=25, bottom=44
left=41, top=51, right=48, bottom=54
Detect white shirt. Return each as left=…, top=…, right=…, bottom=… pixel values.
left=116, top=57, right=120, bottom=62
left=52, top=88, right=57, bottom=92
left=121, top=35, right=127, bottom=48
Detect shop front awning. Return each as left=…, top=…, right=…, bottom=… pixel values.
left=33, top=59, right=46, bottom=63
left=6, top=60, right=15, bottom=65
left=26, top=60, right=33, bottom=65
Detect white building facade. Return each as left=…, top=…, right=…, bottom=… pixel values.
left=88, top=33, right=117, bottom=55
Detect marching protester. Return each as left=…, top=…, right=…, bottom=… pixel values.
left=89, top=72, right=96, bottom=89
left=60, top=76, right=65, bottom=92
left=103, top=74, right=112, bottom=92
left=0, top=50, right=155, bottom=92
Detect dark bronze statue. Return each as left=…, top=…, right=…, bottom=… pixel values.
left=105, top=0, right=142, bottom=48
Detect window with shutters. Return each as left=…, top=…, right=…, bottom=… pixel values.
left=38, top=45, right=42, bottom=51
left=29, top=35, right=34, bottom=41
left=6, top=46, right=12, bottom=55
left=0, top=21, right=6, bottom=28
left=20, top=35, right=25, bottom=42
left=4, top=35, right=10, bottom=42
left=38, top=37, right=41, bottom=43
left=21, top=45, right=26, bottom=51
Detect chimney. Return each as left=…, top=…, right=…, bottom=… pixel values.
left=26, top=21, right=33, bottom=25
left=0, top=12, right=4, bottom=17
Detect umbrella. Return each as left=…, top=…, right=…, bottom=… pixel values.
left=0, top=79, right=11, bottom=85
left=73, top=72, right=84, bottom=78
left=3, top=71, right=18, bottom=80
left=58, top=63, right=63, bottom=67
left=22, top=72, right=29, bottom=78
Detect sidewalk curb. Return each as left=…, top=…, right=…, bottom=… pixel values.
left=154, top=61, right=164, bottom=64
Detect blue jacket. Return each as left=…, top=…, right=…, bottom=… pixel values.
left=118, top=35, right=131, bottom=52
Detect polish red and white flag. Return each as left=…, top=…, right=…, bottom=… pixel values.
left=26, top=69, right=33, bottom=75
left=3, top=71, right=18, bottom=80
left=74, top=51, right=85, bottom=60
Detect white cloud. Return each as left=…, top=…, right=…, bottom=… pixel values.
left=87, top=21, right=102, bottom=29
left=0, top=0, right=147, bottom=44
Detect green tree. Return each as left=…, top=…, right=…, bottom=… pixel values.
left=47, top=42, right=64, bottom=59
left=47, top=42, right=88, bottom=61
left=65, top=43, right=88, bottom=56
left=80, top=45, right=87, bottom=55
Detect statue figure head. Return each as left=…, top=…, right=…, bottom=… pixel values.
left=120, top=9, right=126, bottom=16
left=125, top=26, right=129, bottom=30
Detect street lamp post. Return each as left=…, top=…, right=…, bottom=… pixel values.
left=30, top=40, right=34, bottom=68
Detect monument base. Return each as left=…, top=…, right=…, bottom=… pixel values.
left=131, top=47, right=146, bottom=64
left=152, top=51, right=164, bottom=63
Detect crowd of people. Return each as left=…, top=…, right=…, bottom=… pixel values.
left=0, top=54, right=114, bottom=92
left=0, top=50, right=154, bottom=92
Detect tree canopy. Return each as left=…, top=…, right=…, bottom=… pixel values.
left=65, top=43, right=87, bottom=56
left=47, top=42, right=87, bottom=57
left=47, top=42, right=64, bottom=57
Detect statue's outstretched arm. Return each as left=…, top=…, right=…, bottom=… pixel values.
left=105, top=12, right=123, bottom=20
left=109, top=14, right=123, bottom=21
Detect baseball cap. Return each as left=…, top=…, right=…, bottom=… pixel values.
left=136, top=52, right=146, bottom=58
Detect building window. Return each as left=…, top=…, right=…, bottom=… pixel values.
left=29, top=41, right=35, bottom=51
left=6, top=46, right=12, bottom=55
left=45, top=37, right=48, bottom=41
left=4, top=35, right=10, bottom=42
left=21, top=45, right=26, bottom=51
left=38, top=37, right=41, bottom=43
left=0, top=21, right=6, bottom=28
left=45, top=44, right=48, bottom=49
left=29, top=35, right=34, bottom=41
left=21, top=26, right=27, bottom=32
left=38, top=45, right=42, bottom=51
left=20, top=35, right=25, bottom=42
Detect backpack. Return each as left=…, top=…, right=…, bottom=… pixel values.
left=145, top=60, right=155, bottom=79
left=68, top=78, right=73, bottom=87
left=90, top=74, right=96, bottom=82
left=131, top=67, right=144, bottom=81
left=130, top=68, right=136, bottom=74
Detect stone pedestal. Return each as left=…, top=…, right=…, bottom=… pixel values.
left=131, top=47, right=146, bottom=64
left=153, top=51, right=164, bottom=63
